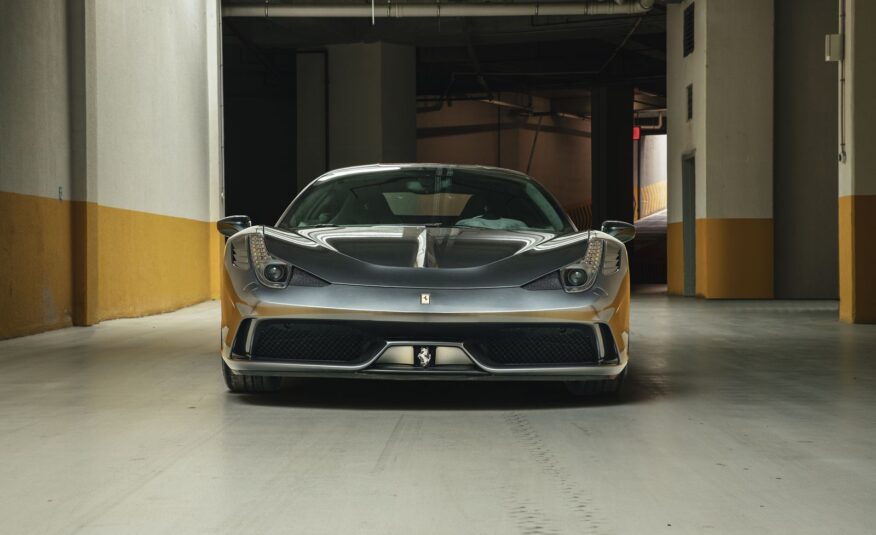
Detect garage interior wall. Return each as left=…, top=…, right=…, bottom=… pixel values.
left=0, top=0, right=75, bottom=338
left=0, top=0, right=223, bottom=339
left=667, top=0, right=775, bottom=298
left=416, top=100, right=592, bottom=225
left=839, top=0, right=876, bottom=323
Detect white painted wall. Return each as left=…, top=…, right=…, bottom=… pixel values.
left=0, top=0, right=72, bottom=200
left=206, top=0, right=224, bottom=222
left=667, top=0, right=773, bottom=221
left=667, top=0, right=708, bottom=223
left=840, top=0, right=876, bottom=197
left=92, top=0, right=220, bottom=221
left=640, top=134, right=667, bottom=187
left=705, top=0, right=774, bottom=219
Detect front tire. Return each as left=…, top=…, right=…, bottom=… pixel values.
left=222, top=360, right=281, bottom=393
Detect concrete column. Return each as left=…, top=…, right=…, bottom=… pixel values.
left=667, top=0, right=774, bottom=298
left=328, top=42, right=416, bottom=168
left=591, top=86, right=634, bottom=227
left=838, top=0, right=876, bottom=323
left=297, top=52, right=327, bottom=190
left=0, top=0, right=77, bottom=336
left=774, top=0, right=838, bottom=299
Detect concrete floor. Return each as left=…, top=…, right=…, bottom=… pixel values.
left=1, top=293, right=875, bottom=534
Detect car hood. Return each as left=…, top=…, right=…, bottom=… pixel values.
left=262, top=225, right=590, bottom=289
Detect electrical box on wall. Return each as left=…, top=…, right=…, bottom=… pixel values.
left=825, top=34, right=843, bottom=62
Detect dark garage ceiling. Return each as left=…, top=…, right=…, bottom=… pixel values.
left=223, top=1, right=667, bottom=107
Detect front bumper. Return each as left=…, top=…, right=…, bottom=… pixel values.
left=223, top=317, right=628, bottom=381
left=221, top=232, right=631, bottom=382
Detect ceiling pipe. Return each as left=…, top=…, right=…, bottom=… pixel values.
left=222, top=1, right=655, bottom=18
left=635, top=110, right=664, bottom=130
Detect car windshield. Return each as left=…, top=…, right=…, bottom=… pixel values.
left=279, top=166, right=571, bottom=233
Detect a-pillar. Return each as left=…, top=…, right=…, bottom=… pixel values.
left=327, top=42, right=416, bottom=168
left=667, top=0, right=774, bottom=298
left=838, top=0, right=876, bottom=323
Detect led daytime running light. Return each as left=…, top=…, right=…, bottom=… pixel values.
left=249, top=231, right=291, bottom=288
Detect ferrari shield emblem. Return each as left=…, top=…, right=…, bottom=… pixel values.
left=420, top=293, right=431, bottom=305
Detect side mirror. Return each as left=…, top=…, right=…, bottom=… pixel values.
left=217, top=215, right=252, bottom=238
left=601, top=220, right=635, bottom=243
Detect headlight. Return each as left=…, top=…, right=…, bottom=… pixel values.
left=560, top=237, right=603, bottom=292
left=249, top=230, right=291, bottom=288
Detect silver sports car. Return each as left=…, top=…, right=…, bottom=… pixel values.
left=217, top=164, right=635, bottom=395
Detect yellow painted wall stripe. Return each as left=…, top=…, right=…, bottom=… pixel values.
left=667, top=222, right=683, bottom=295
left=0, top=190, right=221, bottom=339
left=697, top=218, right=773, bottom=299
left=0, top=191, right=74, bottom=338
left=667, top=217, right=773, bottom=299
left=94, top=203, right=220, bottom=322
left=839, top=195, right=876, bottom=323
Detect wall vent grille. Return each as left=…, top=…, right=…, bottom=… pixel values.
left=686, top=84, right=693, bottom=121
left=683, top=3, right=695, bottom=57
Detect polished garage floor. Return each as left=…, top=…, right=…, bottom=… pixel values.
left=1, top=293, right=875, bottom=534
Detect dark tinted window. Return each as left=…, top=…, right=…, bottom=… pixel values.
left=280, top=167, right=570, bottom=232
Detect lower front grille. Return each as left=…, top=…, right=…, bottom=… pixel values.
left=250, top=320, right=384, bottom=363
left=465, top=326, right=600, bottom=366
left=240, top=320, right=605, bottom=367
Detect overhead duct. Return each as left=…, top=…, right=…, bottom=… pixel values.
left=222, top=1, right=655, bottom=18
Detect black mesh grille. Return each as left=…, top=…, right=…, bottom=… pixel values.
left=522, top=271, right=563, bottom=291
left=245, top=321, right=603, bottom=367
left=465, top=326, right=600, bottom=366
left=290, top=268, right=329, bottom=287
left=251, top=321, right=383, bottom=363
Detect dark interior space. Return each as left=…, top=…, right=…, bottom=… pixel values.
left=222, top=25, right=299, bottom=224
left=221, top=9, right=667, bottom=282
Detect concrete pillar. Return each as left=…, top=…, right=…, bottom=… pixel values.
left=774, top=0, right=838, bottom=299
left=0, top=0, right=77, bottom=337
left=838, top=0, right=876, bottom=323
left=328, top=42, right=416, bottom=168
left=667, top=0, right=774, bottom=298
left=296, top=52, right=327, bottom=190
left=591, top=86, right=634, bottom=227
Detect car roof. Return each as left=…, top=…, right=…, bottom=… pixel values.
left=311, top=163, right=534, bottom=184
